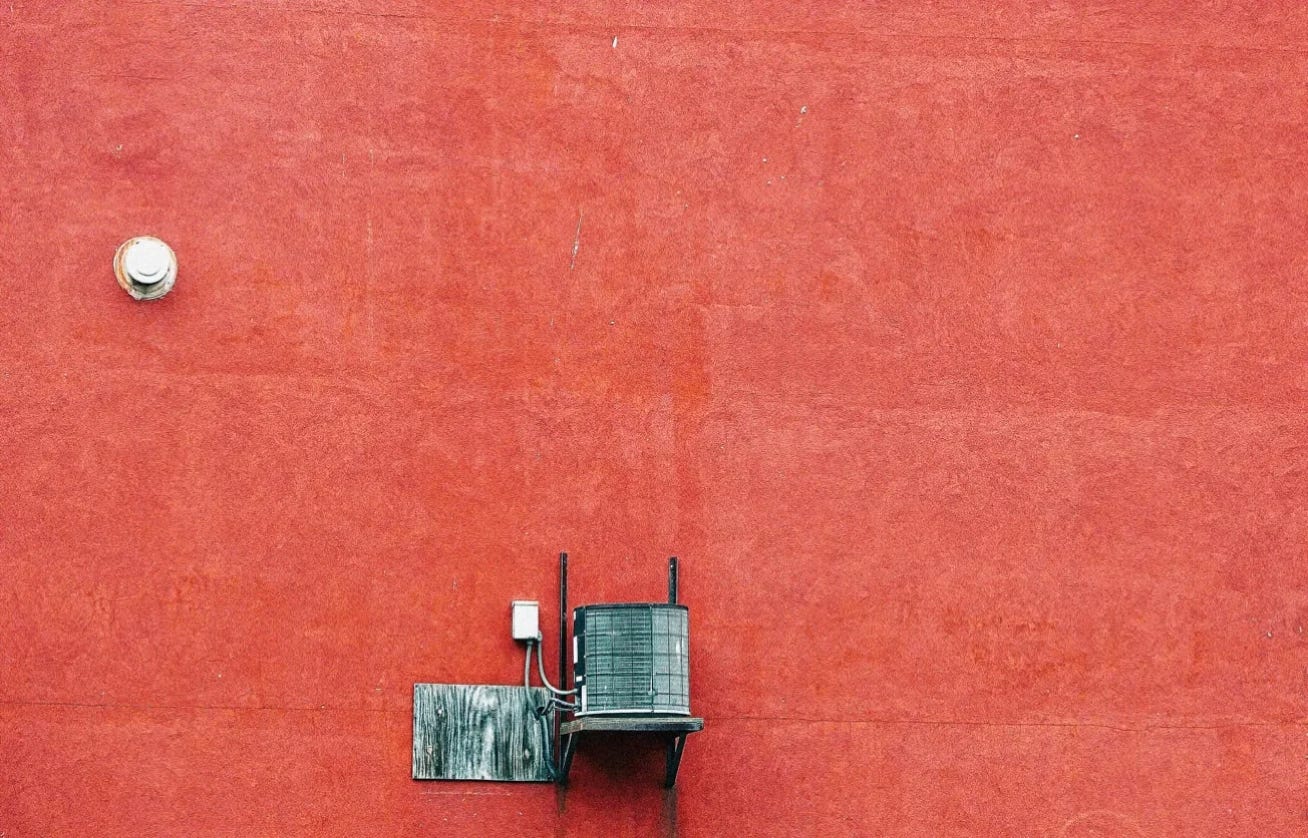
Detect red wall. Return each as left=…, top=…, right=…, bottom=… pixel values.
left=3, top=3, right=1307, bottom=835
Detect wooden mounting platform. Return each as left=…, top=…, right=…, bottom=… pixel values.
left=560, top=715, right=704, bottom=735
left=558, top=715, right=704, bottom=787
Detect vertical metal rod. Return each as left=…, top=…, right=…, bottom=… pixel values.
left=668, top=556, right=678, bottom=604
left=556, top=551, right=568, bottom=779
left=559, top=552, right=568, bottom=690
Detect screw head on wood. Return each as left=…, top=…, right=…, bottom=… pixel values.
left=114, top=236, right=177, bottom=300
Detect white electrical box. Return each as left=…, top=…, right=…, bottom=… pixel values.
left=511, top=600, right=540, bottom=641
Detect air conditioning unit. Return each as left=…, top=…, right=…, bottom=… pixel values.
left=572, top=603, right=690, bottom=716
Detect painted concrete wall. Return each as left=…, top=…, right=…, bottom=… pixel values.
left=3, top=2, right=1307, bottom=835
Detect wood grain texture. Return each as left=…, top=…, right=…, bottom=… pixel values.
left=412, top=684, right=552, bottom=782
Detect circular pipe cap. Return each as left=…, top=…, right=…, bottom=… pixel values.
left=114, top=236, right=177, bottom=300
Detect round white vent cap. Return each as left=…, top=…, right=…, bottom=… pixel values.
left=114, top=236, right=177, bottom=300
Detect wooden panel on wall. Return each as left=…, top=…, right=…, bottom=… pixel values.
left=412, top=684, right=553, bottom=782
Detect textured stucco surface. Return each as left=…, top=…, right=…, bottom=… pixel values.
left=2, top=2, right=1307, bottom=835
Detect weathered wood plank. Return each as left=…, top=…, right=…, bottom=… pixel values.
left=412, top=684, right=553, bottom=781
left=560, top=715, right=704, bottom=735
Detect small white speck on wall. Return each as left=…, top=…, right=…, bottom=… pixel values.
left=612, top=36, right=618, bottom=48
left=569, top=210, right=583, bottom=271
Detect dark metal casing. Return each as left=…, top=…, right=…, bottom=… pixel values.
left=573, top=603, right=690, bottom=716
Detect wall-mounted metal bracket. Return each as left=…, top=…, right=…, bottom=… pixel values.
left=558, top=714, right=704, bottom=788
left=554, top=555, right=702, bottom=787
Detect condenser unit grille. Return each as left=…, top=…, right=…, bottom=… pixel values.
left=574, top=604, right=690, bottom=715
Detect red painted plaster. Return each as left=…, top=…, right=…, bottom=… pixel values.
left=2, top=2, right=1307, bottom=835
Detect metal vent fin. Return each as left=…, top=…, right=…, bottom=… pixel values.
left=576, top=604, right=689, bottom=715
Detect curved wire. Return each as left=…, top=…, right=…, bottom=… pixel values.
left=532, top=639, right=578, bottom=696
left=522, top=642, right=572, bottom=780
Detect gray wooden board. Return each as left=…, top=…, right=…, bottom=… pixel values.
left=412, top=684, right=553, bottom=781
